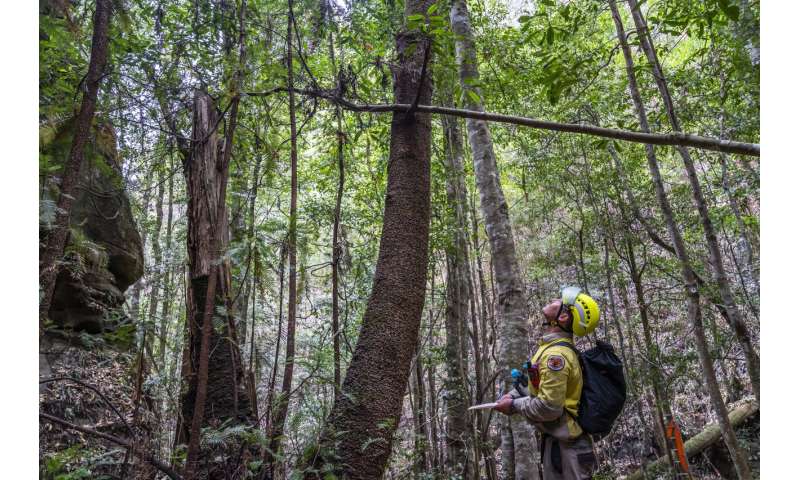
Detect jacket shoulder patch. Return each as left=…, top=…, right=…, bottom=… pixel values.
left=546, top=355, right=565, bottom=371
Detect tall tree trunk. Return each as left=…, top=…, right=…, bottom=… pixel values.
left=412, top=353, right=430, bottom=475
left=328, top=29, right=345, bottom=397
left=130, top=163, right=155, bottom=326
left=183, top=4, right=248, bottom=475
left=426, top=262, right=441, bottom=473
left=39, top=0, right=112, bottom=325
left=181, top=88, right=251, bottom=478
left=303, top=0, right=434, bottom=476
left=427, top=361, right=441, bottom=474
left=716, top=76, right=757, bottom=296
left=159, top=155, right=176, bottom=367
left=468, top=192, right=499, bottom=480
left=267, top=3, right=299, bottom=475
left=148, top=164, right=166, bottom=355
left=264, top=241, right=287, bottom=445
left=442, top=108, right=472, bottom=478
left=243, top=135, right=263, bottom=358
left=626, top=0, right=759, bottom=405
left=609, top=2, right=753, bottom=479
left=622, top=235, right=675, bottom=469
left=450, top=1, right=538, bottom=478
left=243, top=133, right=264, bottom=417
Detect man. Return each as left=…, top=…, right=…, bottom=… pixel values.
left=494, top=287, right=600, bottom=480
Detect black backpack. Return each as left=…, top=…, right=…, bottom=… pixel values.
left=551, top=339, right=626, bottom=438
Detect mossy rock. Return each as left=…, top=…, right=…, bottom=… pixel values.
left=40, top=116, right=144, bottom=332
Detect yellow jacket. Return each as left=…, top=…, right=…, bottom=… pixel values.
left=512, top=332, right=583, bottom=440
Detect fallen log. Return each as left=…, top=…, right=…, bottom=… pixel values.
left=623, top=399, right=759, bottom=480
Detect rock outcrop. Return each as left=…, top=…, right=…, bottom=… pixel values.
left=40, top=117, right=144, bottom=333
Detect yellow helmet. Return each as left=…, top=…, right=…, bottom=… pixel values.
left=561, top=286, right=600, bottom=337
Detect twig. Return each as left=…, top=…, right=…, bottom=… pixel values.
left=40, top=376, right=134, bottom=438
left=405, top=38, right=431, bottom=120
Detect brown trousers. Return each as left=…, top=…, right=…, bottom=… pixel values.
left=541, top=434, right=597, bottom=480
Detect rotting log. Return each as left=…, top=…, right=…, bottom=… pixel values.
left=623, top=399, right=759, bottom=480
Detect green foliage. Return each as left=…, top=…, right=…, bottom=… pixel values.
left=41, top=445, right=97, bottom=480
left=39, top=0, right=759, bottom=477
left=102, top=322, right=137, bottom=349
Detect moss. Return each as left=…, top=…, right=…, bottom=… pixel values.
left=39, top=116, right=123, bottom=190
left=64, top=227, right=109, bottom=273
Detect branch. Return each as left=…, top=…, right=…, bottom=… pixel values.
left=40, top=377, right=134, bottom=438
left=243, top=89, right=759, bottom=156
left=40, top=412, right=183, bottom=480
left=406, top=38, right=431, bottom=119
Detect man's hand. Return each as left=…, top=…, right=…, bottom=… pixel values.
left=493, top=394, right=515, bottom=416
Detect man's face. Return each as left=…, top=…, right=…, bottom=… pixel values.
left=542, top=298, right=563, bottom=323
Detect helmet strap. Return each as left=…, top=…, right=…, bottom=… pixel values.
left=557, top=316, right=573, bottom=334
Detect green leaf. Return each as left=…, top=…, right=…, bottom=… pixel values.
left=546, top=25, right=554, bottom=46
left=427, top=3, right=438, bottom=15
left=467, top=90, right=481, bottom=105
left=718, top=0, right=740, bottom=22
left=547, top=84, right=561, bottom=106
left=559, top=5, right=571, bottom=21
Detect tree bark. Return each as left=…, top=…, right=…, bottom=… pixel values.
left=450, top=1, right=538, bottom=478
left=328, top=29, right=345, bottom=397
left=264, top=241, right=287, bottom=447
left=148, top=164, right=166, bottom=356
left=181, top=86, right=251, bottom=479
left=609, top=2, right=753, bottom=479
left=442, top=107, right=473, bottom=478
left=303, top=1, right=434, bottom=476
left=159, top=155, right=176, bottom=367
left=39, top=0, right=113, bottom=325
left=412, top=353, right=430, bottom=474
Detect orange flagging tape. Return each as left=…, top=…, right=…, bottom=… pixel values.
left=666, top=419, right=690, bottom=473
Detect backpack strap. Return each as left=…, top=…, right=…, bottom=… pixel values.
left=532, top=340, right=578, bottom=364
left=547, top=341, right=584, bottom=423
